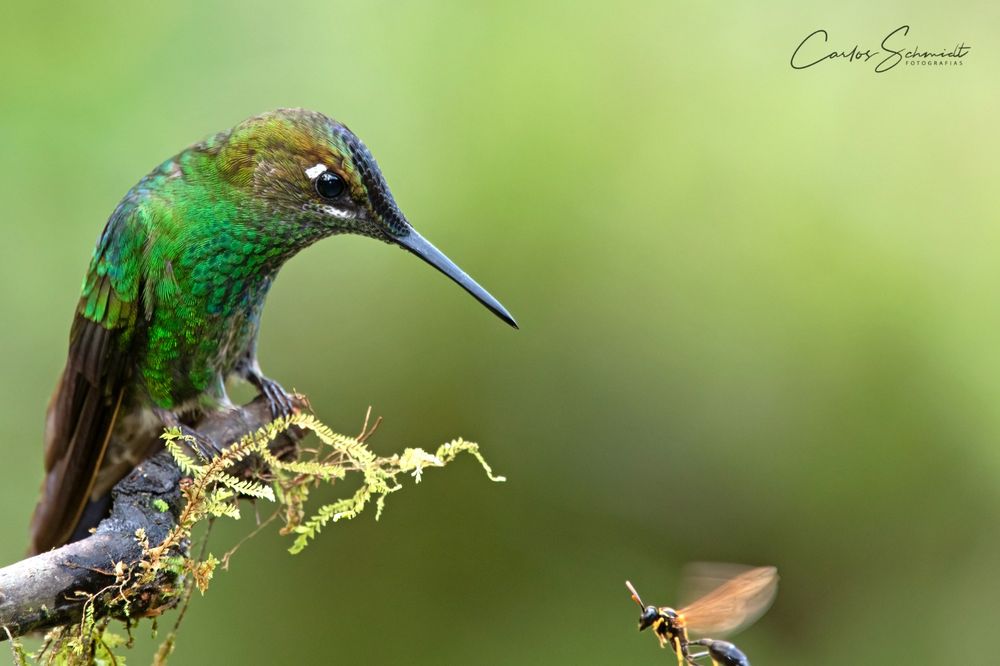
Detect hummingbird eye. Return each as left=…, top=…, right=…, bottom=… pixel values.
left=314, top=170, right=346, bottom=200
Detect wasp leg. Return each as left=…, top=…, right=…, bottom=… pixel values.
left=672, top=637, right=686, bottom=666
left=682, top=645, right=709, bottom=666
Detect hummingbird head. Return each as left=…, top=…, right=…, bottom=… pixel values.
left=214, top=108, right=516, bottom=328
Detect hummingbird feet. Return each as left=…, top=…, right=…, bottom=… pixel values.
left=248, top=372, right=296, bottom=419
left=154, top=409, right=222, bottom=461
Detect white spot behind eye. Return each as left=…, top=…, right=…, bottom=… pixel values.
left=321, top=205, right=352, bottom=219
left=305, top=163, right=328, bottom=180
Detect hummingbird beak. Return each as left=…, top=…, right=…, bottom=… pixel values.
left=392, top=228, right=518, bottom=328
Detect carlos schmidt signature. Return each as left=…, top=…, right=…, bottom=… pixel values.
left=791, top=25, right=971, bottom=73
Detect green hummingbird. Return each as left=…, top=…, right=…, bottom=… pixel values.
left=29, top=108, right=516, bottom=554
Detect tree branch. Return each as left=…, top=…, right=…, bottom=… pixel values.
left=0, top=396, right=305, bottom=640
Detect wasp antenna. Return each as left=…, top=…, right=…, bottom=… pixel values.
left=625, top=580, right=645, bottom=608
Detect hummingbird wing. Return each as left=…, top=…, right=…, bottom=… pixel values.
left=29, top=200, right=146, bottom=554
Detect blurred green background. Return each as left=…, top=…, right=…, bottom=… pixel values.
left=1, top=1, right=997, bottom=663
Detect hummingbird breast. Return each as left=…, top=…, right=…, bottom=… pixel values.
left=134, top=251, right=274, bottom=410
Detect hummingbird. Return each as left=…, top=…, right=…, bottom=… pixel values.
left=29, top=108, right=516, bottom=554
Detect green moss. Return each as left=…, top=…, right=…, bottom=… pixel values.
left=18, top=409, right=503, bottom=665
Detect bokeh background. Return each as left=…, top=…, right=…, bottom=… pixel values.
left=1, top=1, right=997, bottom=664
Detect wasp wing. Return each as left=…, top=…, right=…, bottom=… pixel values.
left=678, top=564, right=778, bottom=637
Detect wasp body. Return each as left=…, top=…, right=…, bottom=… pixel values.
left=626, top=565, right=777, bottom=666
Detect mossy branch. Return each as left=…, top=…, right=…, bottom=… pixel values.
left=0, top=395, right=504, bottom=665
left=0, top=396, right=302, bottom=643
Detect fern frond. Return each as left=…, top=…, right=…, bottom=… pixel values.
left=212, top=472, right=275, bottom=501
left=289, top=485, right=373, bottom=554
left=163, top=438, right=202, bottom=477
left=261, top=449, right=346, bottom=480
left=435, top=438, right=507, bottom=483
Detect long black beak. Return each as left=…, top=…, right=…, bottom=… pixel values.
left=394, top=228, right=517, bottom=328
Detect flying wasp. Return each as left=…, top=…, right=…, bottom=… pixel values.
left=626, top=564, right=778, bottom=666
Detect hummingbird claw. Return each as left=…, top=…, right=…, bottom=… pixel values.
left=184, top=427, right=224, bottom=462
left=155, top=408, right=223, bottom=461
left=257, top=376, right=295, bottom=419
